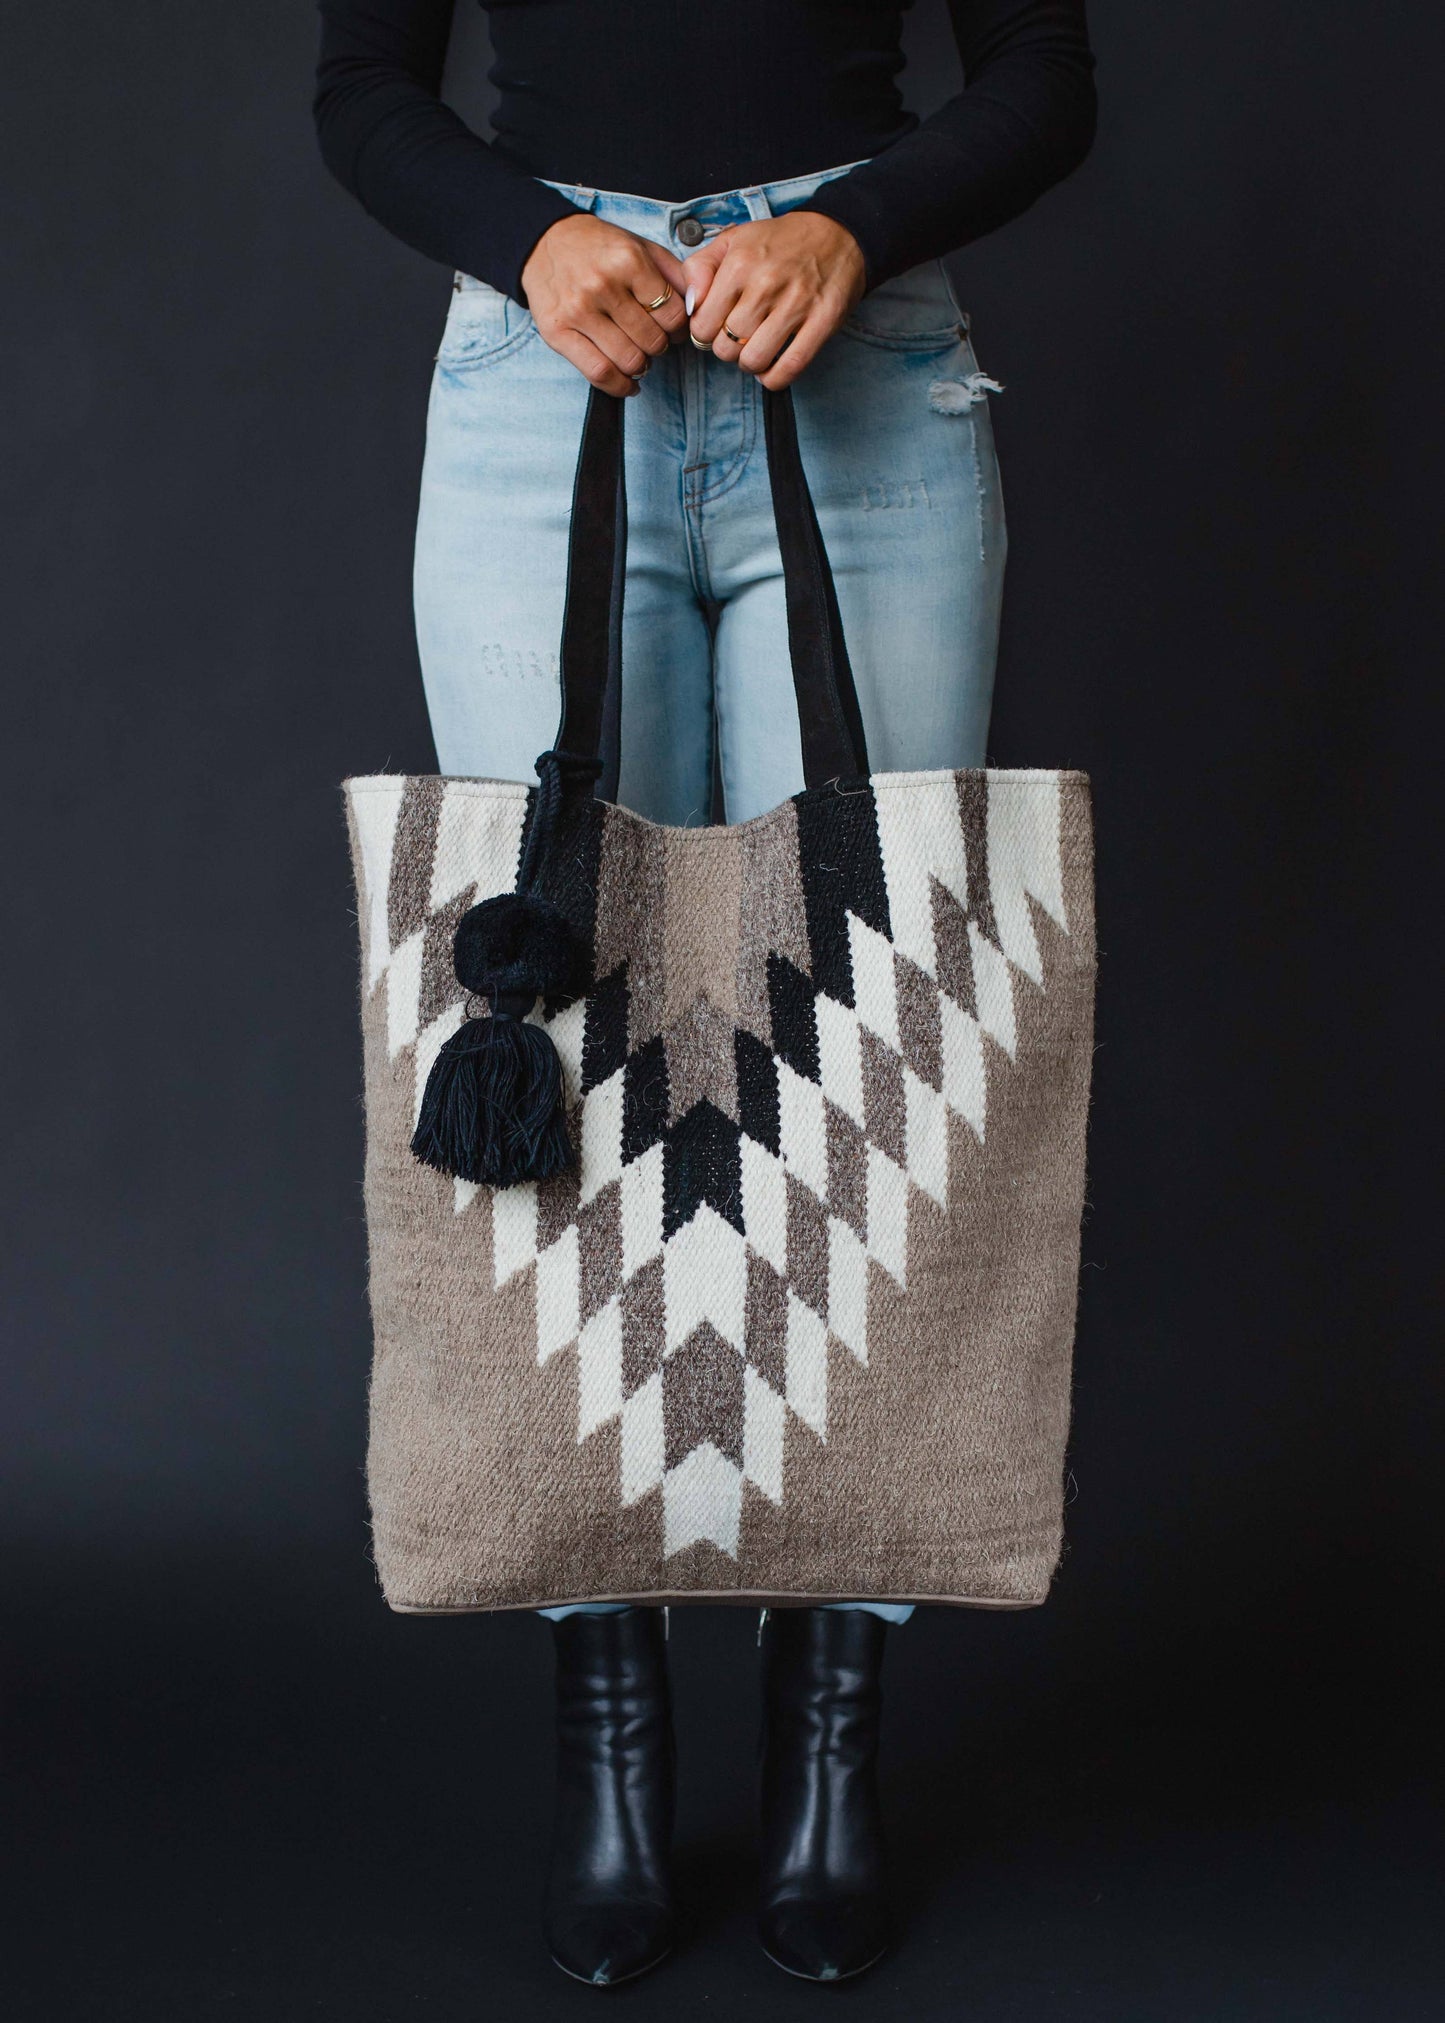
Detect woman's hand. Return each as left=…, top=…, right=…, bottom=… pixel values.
left=683, top=213, right=867, bottom=389
left=521, top=214, right=690, bottom=395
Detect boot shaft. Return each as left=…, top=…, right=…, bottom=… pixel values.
left=758, top=1607, right=888, bottom=1898
left=547, top=1606, right=675, bottom=1906
left=552, top=1605, right=674, bottom=1762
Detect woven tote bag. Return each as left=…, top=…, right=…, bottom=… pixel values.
left=344, top=387, right=1094, bottom=1615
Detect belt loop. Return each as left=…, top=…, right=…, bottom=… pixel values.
left=542, top=178, right=600, bottom=214
left=742, top=184, right=772, bottom=223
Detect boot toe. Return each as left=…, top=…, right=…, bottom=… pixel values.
left=548, top=1900, right=672, bottom=1986
left=760, top=1894, right=888, bottom=1981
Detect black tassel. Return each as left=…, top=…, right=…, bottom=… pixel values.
left=411, top=1004, right=575, bottom=1188
left=409, top=751, right=599, bottom=1189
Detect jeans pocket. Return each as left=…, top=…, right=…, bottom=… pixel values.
left=842, top=258, right=968, bottom=352
left=435, top=274, right=536, bottom=369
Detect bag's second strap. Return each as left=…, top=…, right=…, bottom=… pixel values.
left=554, top=384, right=870, bottom=794
left=761, top=383, right=870, bottom=789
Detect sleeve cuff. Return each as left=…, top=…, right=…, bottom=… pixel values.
left=796, top=176, right=902, bottom=294
left=485, top=183, right=583, bottom=306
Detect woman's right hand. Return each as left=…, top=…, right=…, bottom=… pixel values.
left=520, top=214, right=690, bottom=395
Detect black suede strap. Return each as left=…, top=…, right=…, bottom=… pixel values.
left=555, top=387, right=627, bottom=771
left=761, top=385, right=871, bottom=788
left=554, top=385, right=870, bottom=795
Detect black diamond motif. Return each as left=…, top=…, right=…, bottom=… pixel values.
left=767, top=952, right=819, bottom=1083
left=662, top=1099, right=744, bottom=1238
left=622, top=1032, right=669, bottom=1162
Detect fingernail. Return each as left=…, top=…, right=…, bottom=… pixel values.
left=684, top=285, right=696, bottom=316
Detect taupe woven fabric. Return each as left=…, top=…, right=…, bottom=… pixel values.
left=345, top=767, right=1094, bottom=1613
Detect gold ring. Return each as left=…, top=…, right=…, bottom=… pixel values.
left=644, top=287, right=673, bottom=311
left=723, top=324, right=743, bottom=342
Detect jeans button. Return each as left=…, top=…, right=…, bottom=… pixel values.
left=676, top=216, right=705, bottom=248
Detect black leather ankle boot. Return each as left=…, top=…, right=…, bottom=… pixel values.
left=757, top=1606, right=891, bottom=1981
left=543, top=1607, right=675, bottom=1986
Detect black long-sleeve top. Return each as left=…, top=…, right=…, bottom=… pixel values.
left=313, top=1, right=1095, bottom=304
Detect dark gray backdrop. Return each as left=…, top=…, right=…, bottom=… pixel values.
left=4, top=3, right=1441, bottom=2016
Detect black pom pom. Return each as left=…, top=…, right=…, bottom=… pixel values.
left=452, top=893, right=584, bottom=1003
left=410, top=1013, right=575, bottom=1188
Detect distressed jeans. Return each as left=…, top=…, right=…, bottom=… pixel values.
left=412, top=161, right=1009, bottom=1626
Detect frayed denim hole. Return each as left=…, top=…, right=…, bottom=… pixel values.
left=927, top=372, right=1005, bottom=415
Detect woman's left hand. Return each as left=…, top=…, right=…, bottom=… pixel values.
left=683, top=213, right=866, bottom=389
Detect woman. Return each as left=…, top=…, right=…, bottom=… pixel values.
left=315, top=0, right=1094, bottom=1987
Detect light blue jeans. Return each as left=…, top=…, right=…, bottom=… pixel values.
left=413, top=161, right=1009, bottom=1627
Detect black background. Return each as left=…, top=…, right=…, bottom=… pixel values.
left=4, top=3, right=1442, bottom=2016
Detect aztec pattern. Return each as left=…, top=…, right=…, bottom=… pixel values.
left=348, top=768, right=1074, bottom=1563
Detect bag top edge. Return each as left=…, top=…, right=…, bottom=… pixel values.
left=343, top=766, right=1090, bottom=800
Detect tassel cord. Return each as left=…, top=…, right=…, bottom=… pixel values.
left=516, top=747, right=602, bottom=896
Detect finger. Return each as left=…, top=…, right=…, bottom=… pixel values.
left=609, top=287, right=676, bottom=359
left=756, top=312, right=833, bottom=391
left=709, top=281, right=781, bottom=365
left=625, top=251, right=689, bottom=339
left=680, top=231, right=735, bottom=311
left=633, top=286, right=689, bottom=341
left=737, top=300, right=808, bottom=376
left=690, top=267, right=752, bottom=350
left=645, top=243, right=692, bottom=298
left=574, top=308, right=653, bottom=382
left=548, top=326, right=639, bottom=397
